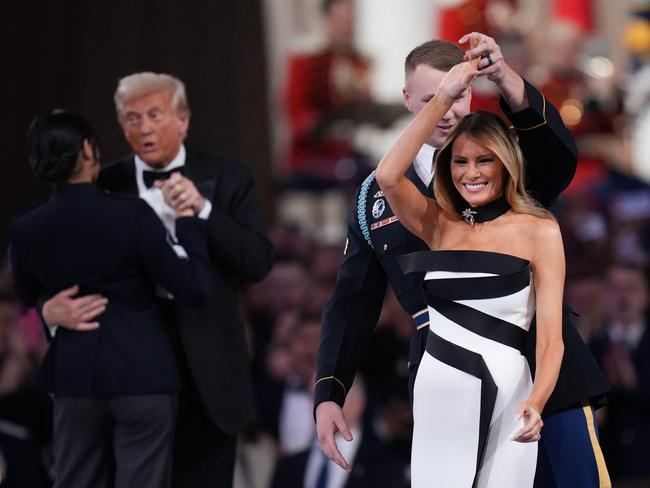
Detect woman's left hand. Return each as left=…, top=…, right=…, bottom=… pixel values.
left=438, top=61, right=479, bottom=101
left=512, top=401, right=543, bottom=443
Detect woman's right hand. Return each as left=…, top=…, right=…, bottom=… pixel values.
left=438, top=61, right=479, bottom=101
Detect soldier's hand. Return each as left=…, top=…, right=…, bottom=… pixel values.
left=315, top=401, right=353, bottom=471
left=42, top=285, right=106, bottom=331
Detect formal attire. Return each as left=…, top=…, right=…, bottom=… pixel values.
left=255, top=376, right=316, bottom=455
left=271, top=428, right=408, bottom=488
left=316, top=81, right=611, bottom=486
left=9, top=183, right=210, bottom=488
left=403, top=250, right=536, bottom=487
left=97, top=146, right=274, bottom=487
left=589, top=319, right=650, bottom=481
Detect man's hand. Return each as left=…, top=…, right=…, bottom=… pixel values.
left=42, top=285, right=106, bottom=331
left=315, top=401, right=353, bottom=471
left=459, top=32, right=528, bottom=111
left=154, top=172, right=205, bottom=216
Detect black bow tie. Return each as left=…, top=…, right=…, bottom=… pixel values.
left=142, top=168, right=183, bottom=188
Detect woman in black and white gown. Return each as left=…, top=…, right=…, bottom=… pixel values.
left=375, top=62, right=565, bottom=487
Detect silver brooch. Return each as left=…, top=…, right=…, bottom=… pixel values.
left=462, top=208, right=477, bottom=226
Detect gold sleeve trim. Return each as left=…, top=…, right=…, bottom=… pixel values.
left=512, top=95, right=547, bottom=131
left=314, top=376, right=347, bottom=396
left=581, top=403, right=612, bottom=488
left=412, top=309, right=428, bottom=319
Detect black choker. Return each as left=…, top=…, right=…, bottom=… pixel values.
left=458, top=196, right=511, bottom=226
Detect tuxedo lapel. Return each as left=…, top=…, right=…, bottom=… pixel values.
left=183, top=152, right=216, bottom=202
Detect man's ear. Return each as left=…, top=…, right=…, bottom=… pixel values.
left=177, top=115, right=190, bottom=137
left=402, top=86, right=410, bottom=111
left=81, top=139, right=94, bottom=161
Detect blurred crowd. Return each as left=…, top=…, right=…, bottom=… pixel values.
left=1, top=0, right=650, bottom=486
left=0, top=192, right=648, bottom=486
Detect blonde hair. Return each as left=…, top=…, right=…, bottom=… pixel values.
left=433, top=111, right=551, bottom=220
left=114, top=72, right=190, bottom=121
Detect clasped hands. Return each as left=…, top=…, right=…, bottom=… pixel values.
left=153, top=172, right=205, bottom=217
left=438, top=31, right=514, bottom=104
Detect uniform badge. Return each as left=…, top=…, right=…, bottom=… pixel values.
left=374, top=190, right=384, bottom=198
left=372, top=199, right=386, bottom=219
left=370, top=216, right=399, bottom=230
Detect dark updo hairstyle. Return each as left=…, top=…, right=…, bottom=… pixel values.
left=27, top=110, right=99, bottom=183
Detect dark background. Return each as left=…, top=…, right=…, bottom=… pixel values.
left=1, top=0, right=274, bottom=254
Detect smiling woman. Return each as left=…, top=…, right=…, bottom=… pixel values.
left=375, top=62, right=565, bottom=487
left=433, top=110, right=549, bottom=223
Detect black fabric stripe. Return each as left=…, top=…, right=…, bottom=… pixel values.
left=423, top=267, right=530, bottom=301
left=425, top=294, right=528, bottom=352
left=397, top=250, right=530, bottom=276
left=425, top=330, right=497, bottom=487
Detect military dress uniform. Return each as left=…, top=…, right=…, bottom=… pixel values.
left=316, top=81, right=611, bottom=487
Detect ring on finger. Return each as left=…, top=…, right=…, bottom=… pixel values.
left=486, top=53, right=494, bottom=66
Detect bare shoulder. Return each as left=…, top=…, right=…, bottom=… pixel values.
left=509, top=213, right=559, bottom=235
left=531, top=216, right=561, bottom=242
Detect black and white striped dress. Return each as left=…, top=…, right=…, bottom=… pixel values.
left=404, top=250, right=537, bottom=487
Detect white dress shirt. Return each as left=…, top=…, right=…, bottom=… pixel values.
left=279, top=376, right=316, bottom=455
left=413, top=143, right=436, bottom=188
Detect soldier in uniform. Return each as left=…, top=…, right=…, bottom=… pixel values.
left=315, top=34, right=611, bottom=487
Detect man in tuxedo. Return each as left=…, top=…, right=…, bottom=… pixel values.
left=43, top=72, right=274, bottom=487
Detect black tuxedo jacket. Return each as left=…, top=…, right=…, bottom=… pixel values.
left=97, top=149, right=274, bottom=433
left=9, top=183, right=210, bottom=396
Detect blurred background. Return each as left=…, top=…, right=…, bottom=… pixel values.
left=1, top=0, right=649, bottom=486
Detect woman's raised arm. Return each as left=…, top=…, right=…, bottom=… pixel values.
left=375, top=61, right=478, bottom=245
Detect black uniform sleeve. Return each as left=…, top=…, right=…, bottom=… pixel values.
left=135, top=202, right=210, bottom=306
left=500, top=80, right=578, bottom=208
left=315, top=190, right=388, bottom=408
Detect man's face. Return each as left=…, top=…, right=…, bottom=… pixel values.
left=403, top=64, right=471, bottom=148
left=120, top=90, right=189, bottom=169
